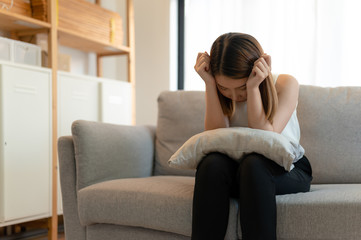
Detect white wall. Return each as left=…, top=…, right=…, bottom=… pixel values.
left=134, top=0, right=172, bottom=126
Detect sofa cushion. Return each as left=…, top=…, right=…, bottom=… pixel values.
left=155, top=91, right=205, bottom=176
left=77, top=176, right=238, bottom=238
left=298, top=85, right=361, bottom=183
left=168, top=127, right=304, bottom=172
left=80, top=178, right=361, bottom=240
left=237, top=184, right=361, bottom=239
left=71, top=120, right=155, bottom=190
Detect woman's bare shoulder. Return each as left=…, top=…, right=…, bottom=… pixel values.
left=275, top=74, right=299, bottom=94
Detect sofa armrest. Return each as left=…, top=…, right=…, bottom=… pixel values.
left=58, top=136, right=86, bottom=240
left=71, top=120, right=155, bottom=190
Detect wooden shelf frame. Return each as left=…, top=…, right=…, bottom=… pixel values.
left=48, top=0, right=58, bottom=239
left=1, top=2, right=132, bottom=56
left=0, top=1, right=136, bottom=239
left=0, top=9, right=51, bottom=32
left=58, top=27, right=131, bottom=55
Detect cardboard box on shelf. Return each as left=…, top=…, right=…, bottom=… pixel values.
left=41, top=51, right=71, bottom=72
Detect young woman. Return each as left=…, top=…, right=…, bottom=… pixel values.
left=192, top=32, right=313, bottom=240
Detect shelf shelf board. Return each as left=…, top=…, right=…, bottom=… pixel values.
left=0, top=10, right=50, bottom=32
left=58, top=27, right=130, bottom=55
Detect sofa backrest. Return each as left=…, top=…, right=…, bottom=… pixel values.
left=155, top=91, right=204, bottom=176
left=297, top=85, right=361, bottom=183
left=155, top=86, right=361, bottom=184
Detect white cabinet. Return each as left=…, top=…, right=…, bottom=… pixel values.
left=0, top=63, right=52, bottom=223
left=58, top=72, right=100, bottom=137
left=57, top=72, right=100, bottom=214
left=58, top=72, right=132, bottom=138
left=0, top=66, right=132, bottom=221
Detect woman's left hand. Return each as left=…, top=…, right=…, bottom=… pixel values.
left=247, top=54, right=272, bottom=90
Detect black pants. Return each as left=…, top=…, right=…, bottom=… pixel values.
left=191, top=152, right=313, bottom=240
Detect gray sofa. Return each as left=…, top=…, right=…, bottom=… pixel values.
left=58, top=85, right=361, bottom=240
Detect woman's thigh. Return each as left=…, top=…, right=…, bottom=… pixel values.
left=274, top=156, right=313, bottom=195
left=235, top=153, right=313, bottom=196
left=196, top=152, right=240, bottom=197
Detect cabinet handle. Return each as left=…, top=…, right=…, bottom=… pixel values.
left=72, top=91, right=88, bottom=101
left=14, top=84, right=37, bottom=95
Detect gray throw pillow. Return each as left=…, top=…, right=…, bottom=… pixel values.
left=168, top=127, right=304, bottom=171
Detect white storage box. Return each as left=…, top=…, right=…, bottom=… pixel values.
left=0, top=37, right=13, bottom=62
left=13, top=40, right=41, bottom=66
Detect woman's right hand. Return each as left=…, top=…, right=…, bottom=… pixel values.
left=194, top=51, right=215, bottom=85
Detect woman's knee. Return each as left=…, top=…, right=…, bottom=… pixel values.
left=239, top=153, right=270, bottom=180
left=196, top=152, right=237, bottom=181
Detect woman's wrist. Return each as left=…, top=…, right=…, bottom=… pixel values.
left=246, top=84, right=260, bottom=94
left=205, top=79, right=217, bottom=89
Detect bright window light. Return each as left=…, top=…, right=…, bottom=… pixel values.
left=184, top=0, right=361, bottom=89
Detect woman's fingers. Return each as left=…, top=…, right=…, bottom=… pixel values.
left=252, top=61, right=269, bottom=81
left=195, top=51, right=216, bottom=84
left=263, top=54, right=272, bottom=70
left=197, top=52, right=210, bottom=61
left=253, top=66, right=263, bottom=76
left=196, top=52, right=203, bottom=61
left=248, top=54, right=272, bottom=88
left=254, top=54, right=271, bottom=67
left=201, top=53, right=210, bottom=64
left=198, top=62, right=210, bottom=75
left=195, top=52, right=210, bottom=71
left=259, top=58, right=270, bottom=73
left=195, top=58, right=209, bottom=73
left=260, top=56, right=271, bottom=72
left=254, top=59, right=269, bottom=76
left=197, top=61, right=207, bottom=71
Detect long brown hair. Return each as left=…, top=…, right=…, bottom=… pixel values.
left=209, top=32, right=278, bottom=123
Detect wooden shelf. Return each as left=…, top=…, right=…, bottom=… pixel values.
left=58, top=27, right=130, bottom=55
left=0, top=10, right=129, bottom=56
left=0, top=10, right=50, bottom=32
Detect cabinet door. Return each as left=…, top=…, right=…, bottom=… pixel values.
left=100, top=80, right=132, bottom=125
left=0, top=64, right=51, bottom=222
left=58, top=73, right=99, bottom=137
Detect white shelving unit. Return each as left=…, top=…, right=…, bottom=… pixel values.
left=0, top=1, right=135, bottom=238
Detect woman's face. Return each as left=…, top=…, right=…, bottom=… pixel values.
left=215, top=75, right=248, bottom=102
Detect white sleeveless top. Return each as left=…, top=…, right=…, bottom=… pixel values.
left=229, top=73, right=304, bottom=165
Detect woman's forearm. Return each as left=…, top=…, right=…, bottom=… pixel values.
left=205, top=82, right=228, bottom=130
left=247, top=87, right=273, bottom=131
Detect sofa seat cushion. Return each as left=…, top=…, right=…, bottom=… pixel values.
left=237, top=184, right=361, bottom=240
left=78, top=176, right=238, bottom=238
